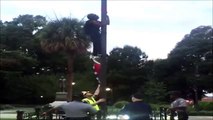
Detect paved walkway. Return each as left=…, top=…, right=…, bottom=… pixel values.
left=0, top=110, right=212, bottom=120
left=189, top=116, right=213, bottom=120
left=0, top=108, right=34, bottom=119
left=0, top=113, right=212, bottom=120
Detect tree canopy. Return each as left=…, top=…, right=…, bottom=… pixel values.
left=0, top=14, right=212, bottom=104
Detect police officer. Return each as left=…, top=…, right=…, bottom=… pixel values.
left=82, top=84, right=105, bottom=120
left=42, top=94, right=97, bottom=120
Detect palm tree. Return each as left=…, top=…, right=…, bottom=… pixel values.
left=38, top=17, right=91, bottom=101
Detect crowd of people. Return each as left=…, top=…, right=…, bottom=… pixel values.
left=42, top=91, right=189, bottom=120
left=42, top=90, right=189, bottom=120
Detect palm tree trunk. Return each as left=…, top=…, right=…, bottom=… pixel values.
left=66, top=54, right=74, bottom=101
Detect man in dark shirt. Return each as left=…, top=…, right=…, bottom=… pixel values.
left=84, top=13, right=109, bottom=56
left=119, top=93, right=152, bottom=120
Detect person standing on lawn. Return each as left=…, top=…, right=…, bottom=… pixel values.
left=119, top=92, right=152, bottom=120
left=168, top=91, right=188, bottom=120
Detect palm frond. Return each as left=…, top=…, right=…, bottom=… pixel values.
left=38, top=17, right=91, bottom=54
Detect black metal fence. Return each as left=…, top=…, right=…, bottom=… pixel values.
left=16, top=107, right=171, bottom=120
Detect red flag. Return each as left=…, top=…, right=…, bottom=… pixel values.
left=93, top=60, right=101, bottom=75
left=92, top=58, right=101, bottom=83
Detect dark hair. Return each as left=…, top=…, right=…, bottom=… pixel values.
left=83, top=91, right=89, bottom=95
left=132, top=92, right=144, bottom=99
left=73, top=93, right=83, bottom=101
left=87, top=13, right=99, bottom=20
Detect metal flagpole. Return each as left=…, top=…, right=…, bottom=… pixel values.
left=100, top=0, right=107, bottom=119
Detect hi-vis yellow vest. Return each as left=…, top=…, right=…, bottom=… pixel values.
left=82, top=97, right=100, bottom=111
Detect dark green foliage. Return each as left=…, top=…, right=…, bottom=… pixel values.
left=108, top=45, right=147, bottom=71
left=1, top=15, right=46, bottom=52
left=1, top=13, right=212, bottom=105
left=38, top=17, right=91, bottom=101
left=167, top=26, right=213, bottom=99
left=37, top=17, right=90, bottom=53
left=107, top=45, right=148, bottom=101
left=140, top=80, right=167, bottom=103
left=0, top=74, right=58, bottom=104
left=72, top=71, right=98, bottom=94
left=198, top=102, right=213, bottom=111
left=0, top=50, right=37, bottom=72
left=189, top=111, right=213, bottom=116
left=188, top=102, right=213, bottom=116
left=113, top=101, right=129, bottom=109
left=0, top=104, right=15, bottom=110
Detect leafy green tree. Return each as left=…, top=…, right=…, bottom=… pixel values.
left=0, top=15, right=47, bottom=103
left=108, top=45, right=147, bottom=71
left=107, top=45, right=148, bottom=100
left=0, top=15, right=47, bottom=74
left=0, top=15, right=95, bottom=103
left=167, top=26, right=213, bottom=99
left=139, top=80, right=167, bottom=103
left=13, top=14, right=46, bottom=33
left=1, top=73, right=58, bottom=104
left=38, top=17, right=90, bottom=101
left=0, top=50, right=37, bottom=72
left=168, top=26, right=212, bottom=74
left=1, top=15, right=46, bottom=52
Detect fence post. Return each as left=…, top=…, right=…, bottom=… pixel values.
left=35, top=107, right=41, bottom=119
left=152, top=110, right=157, bottom=120
left=159, top=107, right=163, bottom=120
left=164, top=107, right=167, bottom=120
left=49, top=113, right=53, bottom=120
left=17, top=110, right=24, bottom=120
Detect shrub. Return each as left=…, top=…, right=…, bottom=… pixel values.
left=189, top=110, right=213, bottom=116
left=0, top=104, right=15, bottom=110
left=107, top=106, right=120, bottom=115
left=150, top=104, right=170, bottom=111
left=198, top=102, right=213, bottom=111
left=141, top=80, right=167, bottom=103
left=113, top=101, right=129, bottom=109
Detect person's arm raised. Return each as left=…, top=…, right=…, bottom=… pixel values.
left=93, top=84, right=100, bottom=97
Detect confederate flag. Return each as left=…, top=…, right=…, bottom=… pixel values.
left=93, top=58, right=101, bottom=82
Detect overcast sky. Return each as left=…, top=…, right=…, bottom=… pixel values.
left=1, top=0, right=212, bottom=60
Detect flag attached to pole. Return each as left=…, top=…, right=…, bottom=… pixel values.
left=92, top=58, right=101, bottom=83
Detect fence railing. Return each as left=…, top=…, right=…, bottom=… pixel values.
left=16, top=107, right=171, bottom=120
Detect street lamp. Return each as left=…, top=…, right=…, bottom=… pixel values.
left=105, top=87, right=111, bottom=91
left=105, top=87, right=114, bottom=104
left=98, top=0, right=108, bottom=118
left=72, top=82, right=76, bottom=86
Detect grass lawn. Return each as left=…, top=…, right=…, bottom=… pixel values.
left=0, top=106, right=35, bottom=120
left=0, top=118, right=16, bottom=120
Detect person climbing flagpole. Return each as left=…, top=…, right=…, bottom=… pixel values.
left=83, top=13, right=109, bottom=57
